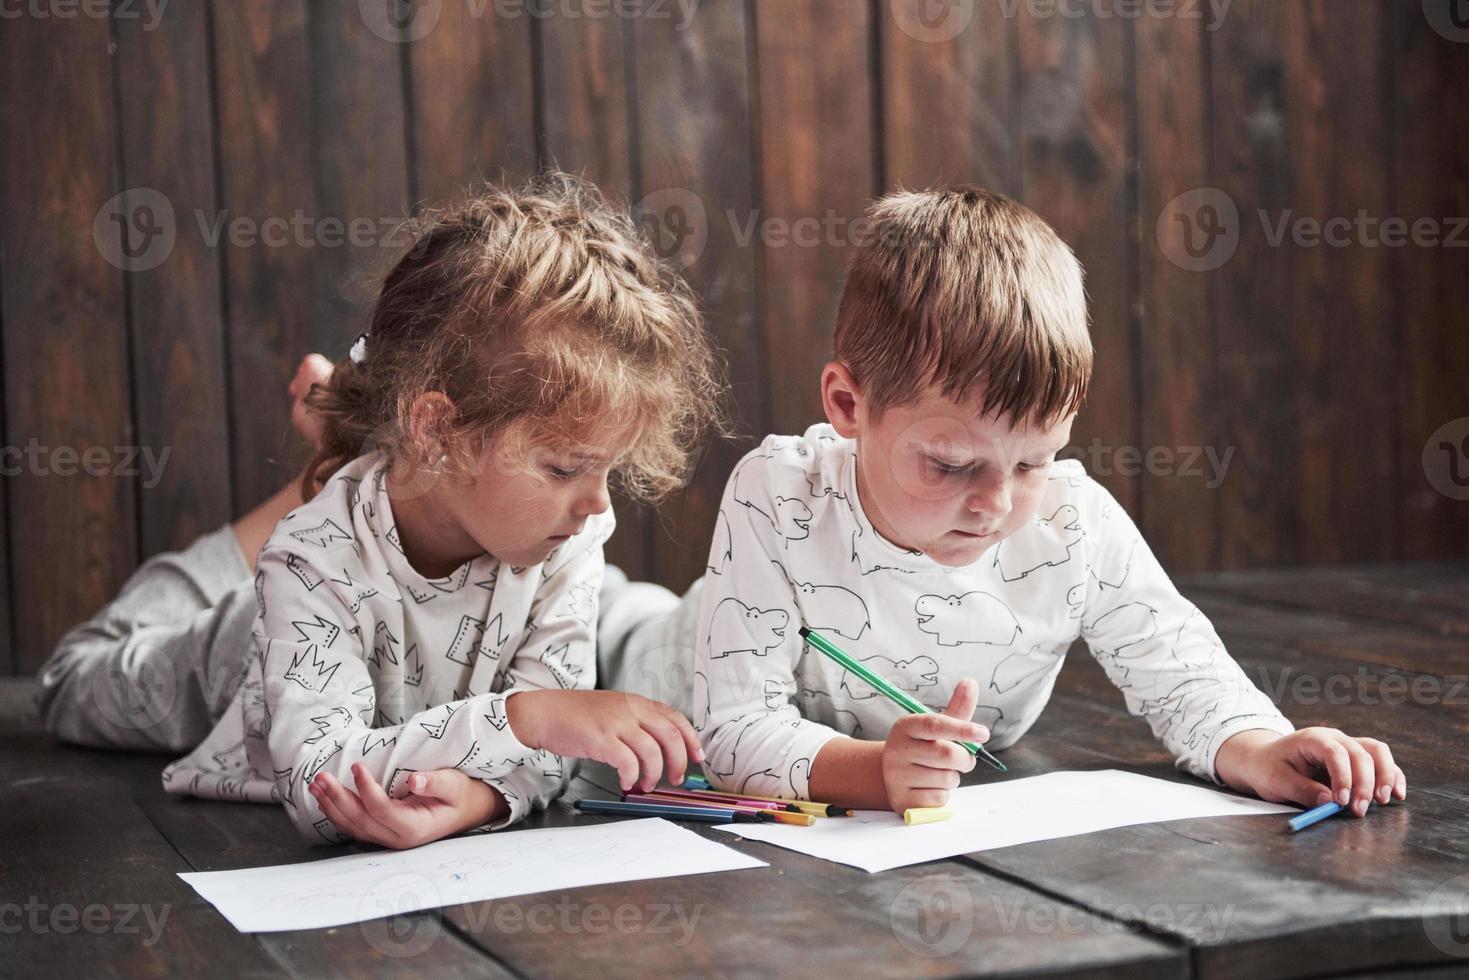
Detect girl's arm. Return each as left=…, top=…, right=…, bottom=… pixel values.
left=252, top=545, right=542, bottom=844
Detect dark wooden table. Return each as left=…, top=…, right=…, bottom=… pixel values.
left=4, top=561, right=1467, bottom=979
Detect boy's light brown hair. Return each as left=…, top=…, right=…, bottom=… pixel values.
left=303, top=170, right=729, bottom=501
left=834, top=186, right=1093, bottom=428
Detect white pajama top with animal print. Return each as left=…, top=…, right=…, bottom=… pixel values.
left=161, top=451, right=611, bottom=844
left=694, top=423, right=1293, bottom=800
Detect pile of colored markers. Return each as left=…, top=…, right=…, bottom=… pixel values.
left=574, top=774, right=852, bottom=826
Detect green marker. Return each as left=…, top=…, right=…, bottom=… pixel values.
left=798, top=626, right=1008, bottom=773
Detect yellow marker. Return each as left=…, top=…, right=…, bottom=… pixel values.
left=903, top=805, right=954, bottom=826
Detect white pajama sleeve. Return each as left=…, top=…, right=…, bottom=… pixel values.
left=1080, top=487, right=1294, bottom=784
left=482, top=514, right=614, bottom=825
left=253, top=547, right=539, bottom=844
left=695, top=459, right=846, bottom=800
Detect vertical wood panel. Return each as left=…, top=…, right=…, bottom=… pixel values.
left=0, top=270, right=13, bottom=671
left=114, top=0, right=233, bottom=557
left=754, top=0, right=877, bottom=435
left=882, top=0, right=1015, bottom=194
left=308, top=1, right=412, bottom=351
left=1135, top=14, right=1218, bottom=571
left=538, top=10, right=651, bottom=580
left=1210, top=0, right=1395, bottom=568
left=408, top=2, right=536, bottom=204
left=1207, top=2, right=1292, bottom=567
left=1, top=15, right=137, bottom=671
left=1015, top=10, right=1138, bottom=523
left=1391, top=2, right=1469, bottom=558
left=633, top=0, right=762, bottom=591
left=212, top=0, right=320, bottom=513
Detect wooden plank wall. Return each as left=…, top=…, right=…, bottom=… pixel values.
left=1, top=0, right=1466, bottom=674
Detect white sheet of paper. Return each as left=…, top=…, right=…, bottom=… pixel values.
left=179, top=817, right=767, bottom=932
left=713, top=769, right=1297, bottom=873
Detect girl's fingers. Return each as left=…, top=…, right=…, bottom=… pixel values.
left=312, top=773, right=389, bottom=845
left=352, top=764, right=412, bottom=840
left=622, top=728, right=665, bottom=793
left=641, top=719, right=690, bottom=788
left=601, top=740, right=642, bottom=792
left=408, top=769, right=466, bottom=804
left=658, top=703, right=705, bottom=765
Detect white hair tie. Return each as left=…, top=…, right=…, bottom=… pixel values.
left=348, top=332, right=369, bottom=365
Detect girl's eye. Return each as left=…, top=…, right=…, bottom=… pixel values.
left=1018, top=459, right=1053, bottom=474
left=547, top=465, right=580, bottom=480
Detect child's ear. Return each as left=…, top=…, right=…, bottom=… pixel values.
left=406, top=391, right=457, bottom=460
left=821, top=361, right=864, bottom=439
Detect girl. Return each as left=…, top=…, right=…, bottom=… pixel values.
left=36, top=172, right=727, bottom=847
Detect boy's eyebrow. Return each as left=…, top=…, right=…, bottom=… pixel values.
left=921, top=437, right=1069, bottom=458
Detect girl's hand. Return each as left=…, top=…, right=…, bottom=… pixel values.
left=308, top=763, right=505, bottom=849
left=505, top=690, right=703, bottom=793
left=880, top=678, right=987, bottom=814
left=1215, top=727, right=1408, bottom=815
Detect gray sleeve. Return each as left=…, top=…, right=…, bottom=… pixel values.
left=34, top=524, right=258, bottom=753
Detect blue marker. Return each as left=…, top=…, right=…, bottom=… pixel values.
left=1287, top=800, right=1349, bottom=832
left=575, top=798, right=753, bottom=824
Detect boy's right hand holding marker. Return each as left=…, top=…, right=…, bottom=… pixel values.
left=882, top=678, right=988, bottom=812
left=810, top=677, right=992, bottom=816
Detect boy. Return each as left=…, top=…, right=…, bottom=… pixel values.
left=689, top=186, right=1406, bottom=816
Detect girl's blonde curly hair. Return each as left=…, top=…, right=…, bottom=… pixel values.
left=302, top=171, right=730, bottom=501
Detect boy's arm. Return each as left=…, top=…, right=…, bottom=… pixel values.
left=1079, top=488, right=1293, bottom=785
left=696, top=455, right=847, bottom=799
left=253, top=548, right=539, bottom=843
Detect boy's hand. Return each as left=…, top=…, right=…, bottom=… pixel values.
left=505, top=690, right=703, bottom=794
left=309, top=763, right=504, bottom=849
left=1215, top=727, right=1407, bottom=815
left=881, top=678, right=989, bottom=813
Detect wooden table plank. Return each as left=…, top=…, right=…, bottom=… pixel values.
left=440, top=765, right=1188, bottom=980
left=1179, top=561, right=1469, bottom=638
left=0, top=736, right=281, bottom=978
left=1, top=693, right=514, bottom=979
left=944, top=588, right=1469, bottom=978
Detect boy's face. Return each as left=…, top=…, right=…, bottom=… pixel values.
left=823, top=364, right=1075, bottom=568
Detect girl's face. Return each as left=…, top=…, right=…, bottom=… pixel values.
left=389, top=421, right=624, bottom=576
